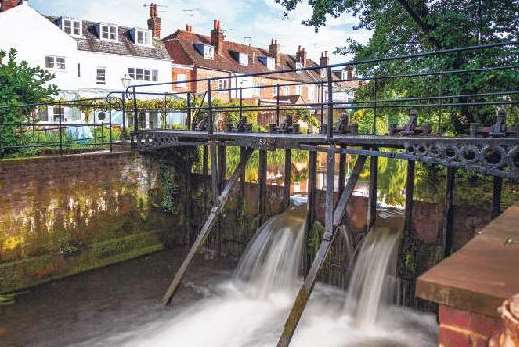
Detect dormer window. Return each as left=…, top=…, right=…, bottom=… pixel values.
left=259, top=56, right=275, bottom=70
left=231, top=51, right=248, bottom=66
left=194, top=43, right=214, bottom=60
left=99, top=24, right=118, bottom=41
left=60, top=18, right=82, bottom=37
left=295, top=62, right=303, bottom=74
left=131, top=28, right=151, bottom=46
left=341, top=70, right=348, bottom=80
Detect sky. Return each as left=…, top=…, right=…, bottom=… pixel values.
left=29, top=0, right=371, bottom=64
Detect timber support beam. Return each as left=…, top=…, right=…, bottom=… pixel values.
left=162, top=147, right=254, bottom=306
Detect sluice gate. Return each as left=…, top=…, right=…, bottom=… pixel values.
left=125, top=42, right=519, bottom=347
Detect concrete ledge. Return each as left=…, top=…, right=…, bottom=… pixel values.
left=416, top=203, right=519, bottom=319
left=0, top=231, right=164, bottom=294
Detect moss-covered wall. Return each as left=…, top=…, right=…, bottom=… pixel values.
left=0, top=152, right=175, bottom=293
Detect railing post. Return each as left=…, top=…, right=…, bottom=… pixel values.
left=163, top=93, right=167, bottom=129
left=121, top=92, right=127, bottom=138
left=372, top=78, right=378, bottom=135
left=58, top=101, right=63, bottom=155
left=320, top=81, right=324, bottom=127
left=109, top=100, right=113, bottom=152
left=208, top=79, right=214, bottom=134
left=132, top=87, right=138, bottom=131
left=187, top=92, right=192, bottom=130
left=276, top=84, right=281, bottom=126
left=239, top=87, right=243, bottom=122
left=326, top=67, right=334, bottom=141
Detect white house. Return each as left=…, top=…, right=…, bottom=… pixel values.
left=0, top=2, right=177, bottom=127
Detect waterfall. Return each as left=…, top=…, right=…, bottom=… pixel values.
left=345, top=228, right=400, bottom=328
left=86, top=208, right=436, bottom=347
left=234, top=207, right=305, bottom=298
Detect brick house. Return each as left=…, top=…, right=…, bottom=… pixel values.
left=162, top=20, right=325, bottom=105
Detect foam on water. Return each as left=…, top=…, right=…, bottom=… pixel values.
left=81, top=207, right=437, bottom=347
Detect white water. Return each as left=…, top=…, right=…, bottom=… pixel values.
left=80, top=207, right=436, bottom=347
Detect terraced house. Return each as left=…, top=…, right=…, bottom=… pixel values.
left=0, top=1, right=175, bottom=127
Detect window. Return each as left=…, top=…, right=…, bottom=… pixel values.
left=259, top=56, right=275, bottom=70
left=136, top=69, right=144, bottom=80
left=100, top=24, right=117, bottom=41
left=96, top=67, right=106, bottom=85
left=232, top=52, right=248, bottom=66
left=217, top=79, right=228, bottom=91
left=53, top=106, right=64, bottom=122
left=62, top=19, right=81, bottom=36
left=135, top=29, right=151, bottom=45
left=295, top=85, right=303, bottom=96
left=128, top=68, right=158, bottom=81
left=45, top=56, right=66, bottom=70
left=295, top=62, right=303, bottom=73
left=37, top=106, right=49, bottom=122
left=176, top=73, right=187, bottom=87
left=194, top=44, right=215, bottom=60
left=281, top=86, right=289, bottom=95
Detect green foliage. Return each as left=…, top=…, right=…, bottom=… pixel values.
left=276, top=0, right=519, bottom=134
left=0, top=49, right=58, bottom=157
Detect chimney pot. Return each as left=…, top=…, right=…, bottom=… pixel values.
left=147, top=3, right=161, bottom=38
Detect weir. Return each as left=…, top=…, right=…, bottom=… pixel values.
left=124, top=42, right=518, bottom=346
left=2, top=41, right=518, bottom=346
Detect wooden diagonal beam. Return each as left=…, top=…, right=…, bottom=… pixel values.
left=277, top=152, right=366, bottom=347
left=162, top=147, right=254, bottom=306
left=333, top=155, right=367, bottom=226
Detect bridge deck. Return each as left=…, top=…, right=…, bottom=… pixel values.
left=131, top=130, right=519, bottom=180
left=134, top=129, right=519, bottom=147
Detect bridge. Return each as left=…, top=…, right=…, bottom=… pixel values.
left=1, top=41, right=518, bottom=347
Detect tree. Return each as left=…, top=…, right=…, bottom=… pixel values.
left=276, top=0, right=519, bottom=133
left=0, top=48, right=58, bottom=156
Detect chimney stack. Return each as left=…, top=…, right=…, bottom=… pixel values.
left=185, top=24, right=193, bottom=32
left=296, top=46, right=306, bottom=66
left=211, top=19, right=225, bottom=55
left=269, top=39, right=281, bottom=65
left=320, top=51, right=329, bottom=67
left=147, top=3, right=162, bottom=38
left=0, top=0, right=21, bottom=12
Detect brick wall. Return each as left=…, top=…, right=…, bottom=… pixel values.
left=439, top=305, right=502, bottom=347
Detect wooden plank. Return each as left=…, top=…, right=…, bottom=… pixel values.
left=403, top=160, right=416, bottom=236
left=258, top=149, right=267, bottom=225
left=367, top=155, right=378, bottom=231
left=284, top=149, right=292, bottom=209
left=277, top=147, right=363, bottom=347
left=333, top=155, right=367, bottom=226
left=492, top=176, right=503, bottom=218
left=218, top=145, right=226, bottom=191
left=303, top=150, right=317, bottom=275
left=338, top=146, right=346, bottom=198
left=443, top=167, right=456, bottom=257
left=210, top=142, right=219, bottom=205
left=162, top=148, right=254, bottom=306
